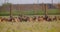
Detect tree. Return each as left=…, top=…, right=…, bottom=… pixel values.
left=8, top=3, right=13, bottom=18
left=3, top=3, right=13, bottom=17
left=45, top=4, right=48, bottom=17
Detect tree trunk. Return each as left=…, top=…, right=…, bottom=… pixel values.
left=10, top=4, right=12, bottom=18
left=44, top=4, right=48, bottom=16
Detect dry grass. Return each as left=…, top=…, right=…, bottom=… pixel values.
left=0, top=21, right=60, bottom=32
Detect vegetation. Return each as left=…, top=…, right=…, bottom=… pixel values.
left=0, top=21, right=60, bottom=32
left=0, top=9, right=60, bottom=16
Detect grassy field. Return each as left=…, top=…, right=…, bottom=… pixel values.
left=0, top=21, right=60, bottom=32
left=0, top=9, right=60, bottom=16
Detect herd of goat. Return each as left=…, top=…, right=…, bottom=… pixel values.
left=0, top=15, right=60, bottom=22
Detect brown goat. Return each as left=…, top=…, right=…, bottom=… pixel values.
left=26, top=17, right=32, bottom=22
left=13, top=17, right=20, bottom=22
left=52, top=16, right=57, bottom=21
left=38, top=16, right=44, bottom=22
left=32, top=16, right=38, bottom=22
left=0, top=17, right=2, bottom=22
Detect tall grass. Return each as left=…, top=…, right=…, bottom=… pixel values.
left=0, top=21, right=60, bottom=32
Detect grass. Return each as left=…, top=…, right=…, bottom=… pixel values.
left=0, top=21, right=60, bottom=32
left=0, top=9, right=60, bottom=16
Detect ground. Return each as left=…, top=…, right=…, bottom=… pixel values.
left=0, top=21, right=60, bottom=32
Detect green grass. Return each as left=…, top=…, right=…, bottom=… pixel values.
left=0, top=21, right=60, bottom=32
left=0, top=9, right=60, bottom=16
